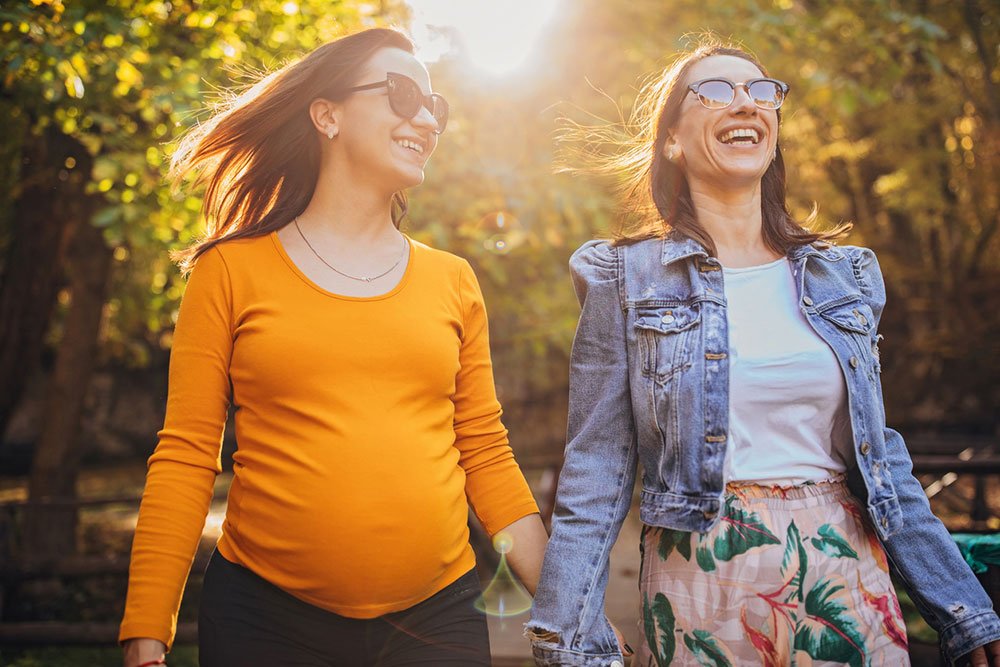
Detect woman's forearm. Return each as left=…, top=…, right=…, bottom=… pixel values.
left=494, top=512, right=548, bottom=596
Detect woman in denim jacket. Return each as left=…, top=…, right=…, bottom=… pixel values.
left=528, top=42, right=1000, bottom=666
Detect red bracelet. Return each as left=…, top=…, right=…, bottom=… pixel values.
left=137, top=660, right=166, bottom=667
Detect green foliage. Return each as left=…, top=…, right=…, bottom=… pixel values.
left=712, top=498, right=782, bottom=561
left=810, top=524, right=860, bottom=560
left=3, top=0, right=997, bottom=430
left=1, top=0, right=402, bottom=366
left=780, top=520, right=808, bottom=602
left=682, top=629, right=736, bottom=667
left=657, top=527, right=693, bottom=561
left=794, top=577, right=867, bottom=667
left=642, top=591, right=677, bottom=666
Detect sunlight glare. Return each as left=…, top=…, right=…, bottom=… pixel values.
left=406, top=0, right=561, bottom=76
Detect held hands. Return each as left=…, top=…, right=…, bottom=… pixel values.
left=610, top=620, right=634, bottom=658
left=122, top=637, right=167, bottom=667
left=963, top=639, right=1000, bottom=667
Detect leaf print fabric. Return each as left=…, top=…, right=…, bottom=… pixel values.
left=636, top=478, right=910, bottom=666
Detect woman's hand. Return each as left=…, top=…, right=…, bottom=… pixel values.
left=122, top=637, right=167, bottom=667
left=610, top=620, right=633, bottom=658
left=963, top=639, right=1000, bottom=667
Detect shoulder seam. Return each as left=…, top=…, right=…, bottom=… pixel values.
left=206, top=245, right=236, bottom=332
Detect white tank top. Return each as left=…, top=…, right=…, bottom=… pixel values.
left=722, top=257, right=852, bottom=483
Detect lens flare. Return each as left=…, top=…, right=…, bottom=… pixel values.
left=479, top=211, right=525, bottom=255
left=475, top=531, right=533, bottom=617
left=405, top=0, right=562, bottom=77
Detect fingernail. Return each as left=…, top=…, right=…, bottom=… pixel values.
left=623, top=643, right=634, bottom=656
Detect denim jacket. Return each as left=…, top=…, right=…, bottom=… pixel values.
left=528, top=236, right=1000, bottom=666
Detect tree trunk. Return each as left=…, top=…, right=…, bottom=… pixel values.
left=23, top=213, right=112, bottom=559
left=0, top=126, right=92, bottom=438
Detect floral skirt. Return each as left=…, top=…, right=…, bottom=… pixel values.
left=636, top=478, right=910, bottom=666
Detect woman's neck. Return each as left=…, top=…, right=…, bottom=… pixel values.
left=297, top=163, right=399, bottom=244
left=687, top=180, right=780, bottom=268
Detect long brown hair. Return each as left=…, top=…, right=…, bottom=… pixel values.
left=171, top=28, right=415, bottom=272
left=569, top=39, right=850, bottom=254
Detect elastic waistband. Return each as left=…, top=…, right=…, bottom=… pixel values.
left=725, top=474, right=853, bottom=507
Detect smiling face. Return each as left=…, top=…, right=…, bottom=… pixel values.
left=664, top=55, right=779, bottom=192
left=333, top=47, right=440, bottom=192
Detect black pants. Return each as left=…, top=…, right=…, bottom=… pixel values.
left=198, top=551, right=491, bottom=666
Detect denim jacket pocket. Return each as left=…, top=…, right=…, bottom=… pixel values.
left=818, top=300, right=878, bottom=370
left=634, top=304, right=700, bottom=384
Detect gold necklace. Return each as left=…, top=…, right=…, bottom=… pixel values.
left=293, top=216, right=407, bottom=283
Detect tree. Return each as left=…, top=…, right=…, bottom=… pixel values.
left=0, top=0, right=405, bottom=557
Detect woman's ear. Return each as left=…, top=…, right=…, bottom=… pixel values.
left=662, top=135, right=682, bottom=163
left=309, top=98, right=340, bottom=140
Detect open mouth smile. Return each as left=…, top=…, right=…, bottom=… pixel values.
left=717, top=127, right=762, bottom=145
left=394, top=138, right=426, bottom=155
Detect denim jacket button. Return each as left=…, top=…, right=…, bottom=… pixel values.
left=850, top=356, right=859, bottom=369
left=611, top=661, right=624, bottom=667
left=881, top=515, right=889, bottom=529
left=703, top=509, right=718, bottom=519
left=660, top=314, right=675, bottom=324
left=860, top=441, right=871, bottom=455
left=802, top=296, right=814, bottom=306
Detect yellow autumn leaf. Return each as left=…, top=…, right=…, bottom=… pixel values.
left=116, top=60, right=143, bottom=91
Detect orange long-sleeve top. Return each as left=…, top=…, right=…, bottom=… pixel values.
left=119, top=232, right=539, bottom=648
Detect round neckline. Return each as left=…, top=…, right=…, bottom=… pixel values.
left=722, top=256, right=787, bottom=275
left=270, top=231, right=414, bottom=301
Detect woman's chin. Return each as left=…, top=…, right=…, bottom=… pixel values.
left=392, top=164, right=425, bottom=190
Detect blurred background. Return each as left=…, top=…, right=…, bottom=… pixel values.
left=1, top=0, right=997, bottom=665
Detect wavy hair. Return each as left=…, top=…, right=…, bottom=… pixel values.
left=563, top=38, right=850, bottom=254
left=170, top=28, right=415, bottom=272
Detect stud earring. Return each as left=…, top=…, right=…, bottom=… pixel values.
left=326, top=127, right=336, bottom=140
left=667, top=146, right=679, bottom=162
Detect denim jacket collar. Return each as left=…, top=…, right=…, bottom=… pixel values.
left=786, top=242, right=847, bottom=262
left=660, top=234, right=708, bottom=266
left=661, top=233, right=848, bottom=266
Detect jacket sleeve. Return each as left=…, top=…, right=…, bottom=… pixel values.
left=527, top=240, right=637, bottom=666
left=852, top=247, right=1000, bottom=664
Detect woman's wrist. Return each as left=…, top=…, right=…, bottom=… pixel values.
left=122, top=636, right=167, bottom=667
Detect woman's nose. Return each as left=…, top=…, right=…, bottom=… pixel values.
left=411, top=104, right=440, bottom=133
left=730, top=84, right=758, bottom=114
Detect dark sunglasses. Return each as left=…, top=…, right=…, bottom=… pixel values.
left=687, top=77, right=789, bottom=110
left=345, top=72, right=449, bottom=134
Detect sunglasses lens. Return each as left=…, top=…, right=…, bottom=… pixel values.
left=387, top=76, right=423, bottom=118
left=748, top=80, right=784, bottom=109
left=696, top=80, right=734, bottom=109
left=429, top=95, right=449, bottom=133
left=387, top=76, right=448, bottom=134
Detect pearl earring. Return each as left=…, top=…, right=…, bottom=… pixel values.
left=667, top=147, right=679, bottom=162
left=326, top=128, right=336, bottom=140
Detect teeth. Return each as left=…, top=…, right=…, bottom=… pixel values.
left=395, top=139, right=424, bottom=154
left=718, top=128, right=760, bottom=144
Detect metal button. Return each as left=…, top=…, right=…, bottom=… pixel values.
left=661, top=314, right=675, bottom=324
left=849, top=356, right=859, bottom=369
left=858, top=313, right=868, bottom=326
left=611, top=661, right=624, bottom=667
left=802, top=296, right=814, bottom=306
left=881, top=515, right=889, bottom=529
left=860, top=442, right=871, bottom=455
left=703, top=509, right=717, bottom=520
